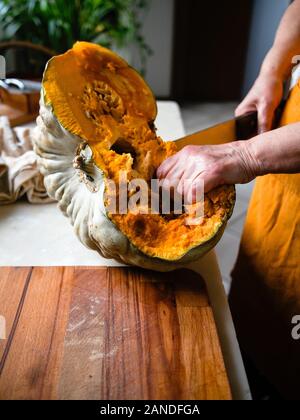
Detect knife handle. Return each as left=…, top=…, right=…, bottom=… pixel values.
left=235, top=111, right=258, bottom=140
left=236, top=100, right=285, bottom=140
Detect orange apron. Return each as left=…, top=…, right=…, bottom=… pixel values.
left=229, top=81, right=300, bottom=399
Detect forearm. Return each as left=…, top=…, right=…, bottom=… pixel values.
left=157, top=124, right=300, bottom=197
left=260, top=0, right=300, bottom=80
left=239, top=122, right=300, bottom=177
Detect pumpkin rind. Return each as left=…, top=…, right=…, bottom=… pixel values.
left=33, top=42, right=235, bottom=271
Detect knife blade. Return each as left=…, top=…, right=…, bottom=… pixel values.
left=175, top=111, right=258, bottom=150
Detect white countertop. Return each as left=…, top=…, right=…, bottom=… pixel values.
left=0, top=100, right=251, bottom=400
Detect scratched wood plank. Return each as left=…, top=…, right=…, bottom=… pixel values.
left=174, top=276, right=231, bottom=400
left=58, top=267, right=231, bottom=400
left=0, top=266, right=231, bottom=400
left=0, top=267, right=74, bottom=400
left=0, top=267, right=32, bottom=363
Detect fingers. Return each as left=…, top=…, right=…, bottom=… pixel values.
left=159, top=176, right=180, bottom=193
left=157, top=146, right=197, bottom=180
left=186, top=172, right=223, bottom=203
left=176, top=173, right=199, bottom=203
left=176, top=167, right=223, bottom=203
left=158, top=165, right=185, bottom=193
left=236, top=98, right=275, bottom=134
left=156, top=154, right=178, bottom=179
left=235, top=101, right=257, bottom=117
left=257, top=101, right=275, bottom=133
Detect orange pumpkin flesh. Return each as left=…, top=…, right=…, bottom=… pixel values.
left=43, top=42, right=235, bottom=261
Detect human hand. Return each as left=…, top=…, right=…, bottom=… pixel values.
left=235, top=73, right=283, bottom=133
left=157, top=143, right=260, bottom=202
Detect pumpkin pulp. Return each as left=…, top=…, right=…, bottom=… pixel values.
left=43, top=41, right=235, bottom=261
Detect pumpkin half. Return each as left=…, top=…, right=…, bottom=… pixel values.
left=34, top=41, right=235, bottom=270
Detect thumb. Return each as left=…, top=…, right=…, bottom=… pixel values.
left=257, top=102, right=275, bottom=133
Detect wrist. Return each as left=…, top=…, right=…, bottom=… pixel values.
left=259, top=66, right=284, bottom=84
left=233, top=140, right=264, bottom=180
left=247, top=123, right=300, bottom=176
left=259, top=46, right=290, bottom=82
left=244, top=137, right=269, bottom=177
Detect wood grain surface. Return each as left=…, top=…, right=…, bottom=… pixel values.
left=0, top=266, right=231, bottom=400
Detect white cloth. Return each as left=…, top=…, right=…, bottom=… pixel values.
left=0, top=116, right=53, bottom=204
left=290, top=63, right=300, bottom=90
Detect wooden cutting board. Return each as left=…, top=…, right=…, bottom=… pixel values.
left=0, top=266, right=231, bottom=400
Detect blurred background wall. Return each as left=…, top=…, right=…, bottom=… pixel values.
left=141, top=0, right=291, bottom=100
left=0, top=0, right=293, bottom=100
left=242, top=0, right=291, bottom=96
left=142, top=0, right=174, bottom=98
left=171, top=0, right=253, bottom=101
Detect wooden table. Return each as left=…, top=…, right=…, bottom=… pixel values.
left=0, top=266, right=231, bottom=400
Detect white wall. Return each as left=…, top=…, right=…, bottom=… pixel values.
left=141, top=0, right=174, bottom=98
left=242, top=0, right=290, bottom=96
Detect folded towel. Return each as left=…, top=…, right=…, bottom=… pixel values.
left=0, top=116, right=53, bottom=204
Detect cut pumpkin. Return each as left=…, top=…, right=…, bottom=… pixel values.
left=36, top=41, right=235, bottom=265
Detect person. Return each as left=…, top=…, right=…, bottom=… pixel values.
left=157, top=0, right=300, bottom=399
